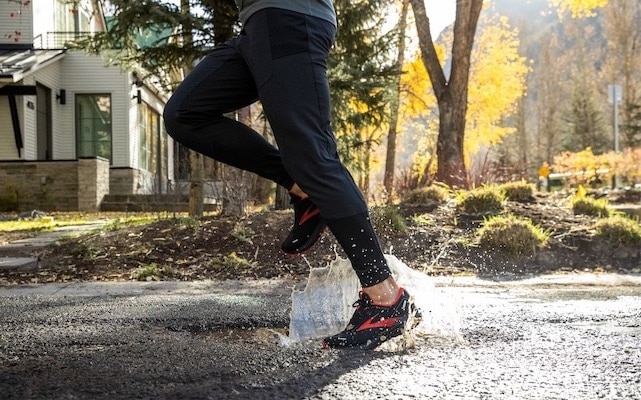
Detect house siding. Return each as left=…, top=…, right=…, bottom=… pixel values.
left=0, top=97, right=24, bottom=160
left=19, top=63, right=64, bottom=161
left=60, top=52, right=130, bottom=168
left=31, top=61, right=67, bottom=159
left=20, top=78, right=36, bottom=159
left=1, top=0, right=175, bottom=210
left=0, top=1, right=34, bottom=47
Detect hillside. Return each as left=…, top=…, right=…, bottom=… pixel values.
left=0, top=191, right=639, bottom=285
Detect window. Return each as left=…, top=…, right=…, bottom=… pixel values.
left=75, top=94, right=112, bottom=162
left=54, top=0, right=72, bottom=32
left=138, top=102, right=167, bottom=176
left=55, top=0, right=92, bottom=31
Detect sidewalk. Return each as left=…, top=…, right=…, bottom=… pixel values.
left=0, top=222, right=106, bottom=268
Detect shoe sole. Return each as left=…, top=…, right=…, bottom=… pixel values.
left=322, top=303, right=422, bottom=351
left=321, top=324, right=404, bottom=351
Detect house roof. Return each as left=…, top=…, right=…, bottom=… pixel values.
left=0, top=48, right=66, bottom=84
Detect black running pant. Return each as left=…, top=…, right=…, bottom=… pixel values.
left=163, top=8, right=391, bottom=287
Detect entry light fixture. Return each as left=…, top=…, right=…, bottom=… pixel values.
left=56, top=89, right=66, bottom=105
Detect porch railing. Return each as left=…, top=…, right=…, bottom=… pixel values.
left=33, top=32, right=98, bottom=50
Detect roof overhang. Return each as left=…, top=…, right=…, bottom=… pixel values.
left=0, top=48, right=66, bottom=84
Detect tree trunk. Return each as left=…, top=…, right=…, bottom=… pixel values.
left=221, top=166, right=248, bottom=217
left=383, top=0, right=409, bottom=202
left=517, top=93, right=528, bottom=175
left=180, top=0, right=205, bottom=217
left=221, top=107, right=252, bottom=217
left=188, top=151, right=205, bottom=216
left=409, top=0, right=483, bottom=188
left=436, top=94, right=468, bottom=187
left=362, top=145, right=371, bottom=198
left=275, top=185, right=290, bottom=210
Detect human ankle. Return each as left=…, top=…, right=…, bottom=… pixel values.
left=288, top=184, right=308, bottom=200
left=362, top=278, right=401, bottom=306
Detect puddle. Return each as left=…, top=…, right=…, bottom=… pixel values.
left=193, top=327, right=288, bottom=342
left=569, top=320, right=641, bottom=335
left=284, top=254, right=463, bottom=347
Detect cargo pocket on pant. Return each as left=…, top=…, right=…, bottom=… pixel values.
left=266, top=9, right=309, bottom=59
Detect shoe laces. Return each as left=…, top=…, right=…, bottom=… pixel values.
left=353, top=292, right=373, bottom=309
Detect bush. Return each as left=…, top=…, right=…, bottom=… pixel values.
left=571, top=185, right=611, bottom=217
left=499, top=180, right=534, bottom=202
left=371, top=206, right=407, bottom=234
left=0, top=182, right=20, bottom=212
left=478, top=214, right=549, bottom=256
left=209, top=252, right=254, bottom=270
left=402, top=185, right=449, bottom=205
left=132, top=263, right=160, bottom=281
left=456, top=185, right=505, bottom=215
left=594, top=215, right=641, bottom=246
left=571, top=197, right=611, bottom=217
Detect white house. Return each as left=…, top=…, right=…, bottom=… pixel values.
left=0, top=0, right=175, bottom=212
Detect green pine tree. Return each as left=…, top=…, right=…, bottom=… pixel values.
left=329, top=0, right=399, bottom=176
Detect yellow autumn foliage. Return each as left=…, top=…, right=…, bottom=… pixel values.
left=549, top=0, right=608, bottom=18
left=401, top=44, right=445, bottom=181
left=465, top=15, right=529, bottom=161
left=399, top=46, right=442, bottom=119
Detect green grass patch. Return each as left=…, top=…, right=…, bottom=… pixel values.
left=594, top=215, right=641, bottom=246
left=68, top=243, right=101, bottom=259
left=132, top=264, right=160, bottom=280
left=0, top=214, right=84, bottom=233
left=478, top=214, right=549, bottom=256
left=456, top=185, right=505, bottom=215
left=209, top=252, right=254, bottom=270
left=231, top=221, right=255, bottom=245
left=411, top=213, right=432, bottom=226
left=103, top=214, right=175, bottom=231
left=498, top=180, right=534, bottom=202
left=131, top=263, right=174, bottom=281
left=371, top=206, right=407, bottom=234
left=0, top=212, right=169, bottom=234
left=402, top=185, right=449, bottom=205
left=572, top=197, right=611, bottom=217
left=0, top=219, right=54, bottom=234
left=570, top=186, right=611, bottom=217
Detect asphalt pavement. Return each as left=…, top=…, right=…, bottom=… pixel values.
left=1, top=273, right=640, bottom=399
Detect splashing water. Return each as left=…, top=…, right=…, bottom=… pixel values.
left=281, top=254, right=462, bottom=349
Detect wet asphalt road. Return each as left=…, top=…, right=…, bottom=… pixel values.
left=0, top=274, right=640, bottom=400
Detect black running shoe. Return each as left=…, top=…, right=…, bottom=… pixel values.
left=322, top=288, right=420, bottom=350
left=281, top=196, right=326, bottom=255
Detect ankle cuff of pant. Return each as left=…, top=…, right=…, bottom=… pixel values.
left=356, top=266, right=391, bottom=288
left=325, top=212, right=391, bottom=287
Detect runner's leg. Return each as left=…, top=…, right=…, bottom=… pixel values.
left=163, top=38, right=294, bottom=190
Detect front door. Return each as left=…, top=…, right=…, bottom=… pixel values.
left=36, top=83, right=52, bottom=160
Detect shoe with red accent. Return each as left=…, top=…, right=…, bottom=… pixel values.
left=321, top=288, right=420, bottom=350
left=281, top=196, right=326, bottom=254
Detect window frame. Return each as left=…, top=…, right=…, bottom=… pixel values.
left=75, top=93, right=113, bottom=163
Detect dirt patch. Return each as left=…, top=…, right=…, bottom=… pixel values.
left=0, top=193, right=639, bottom=284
